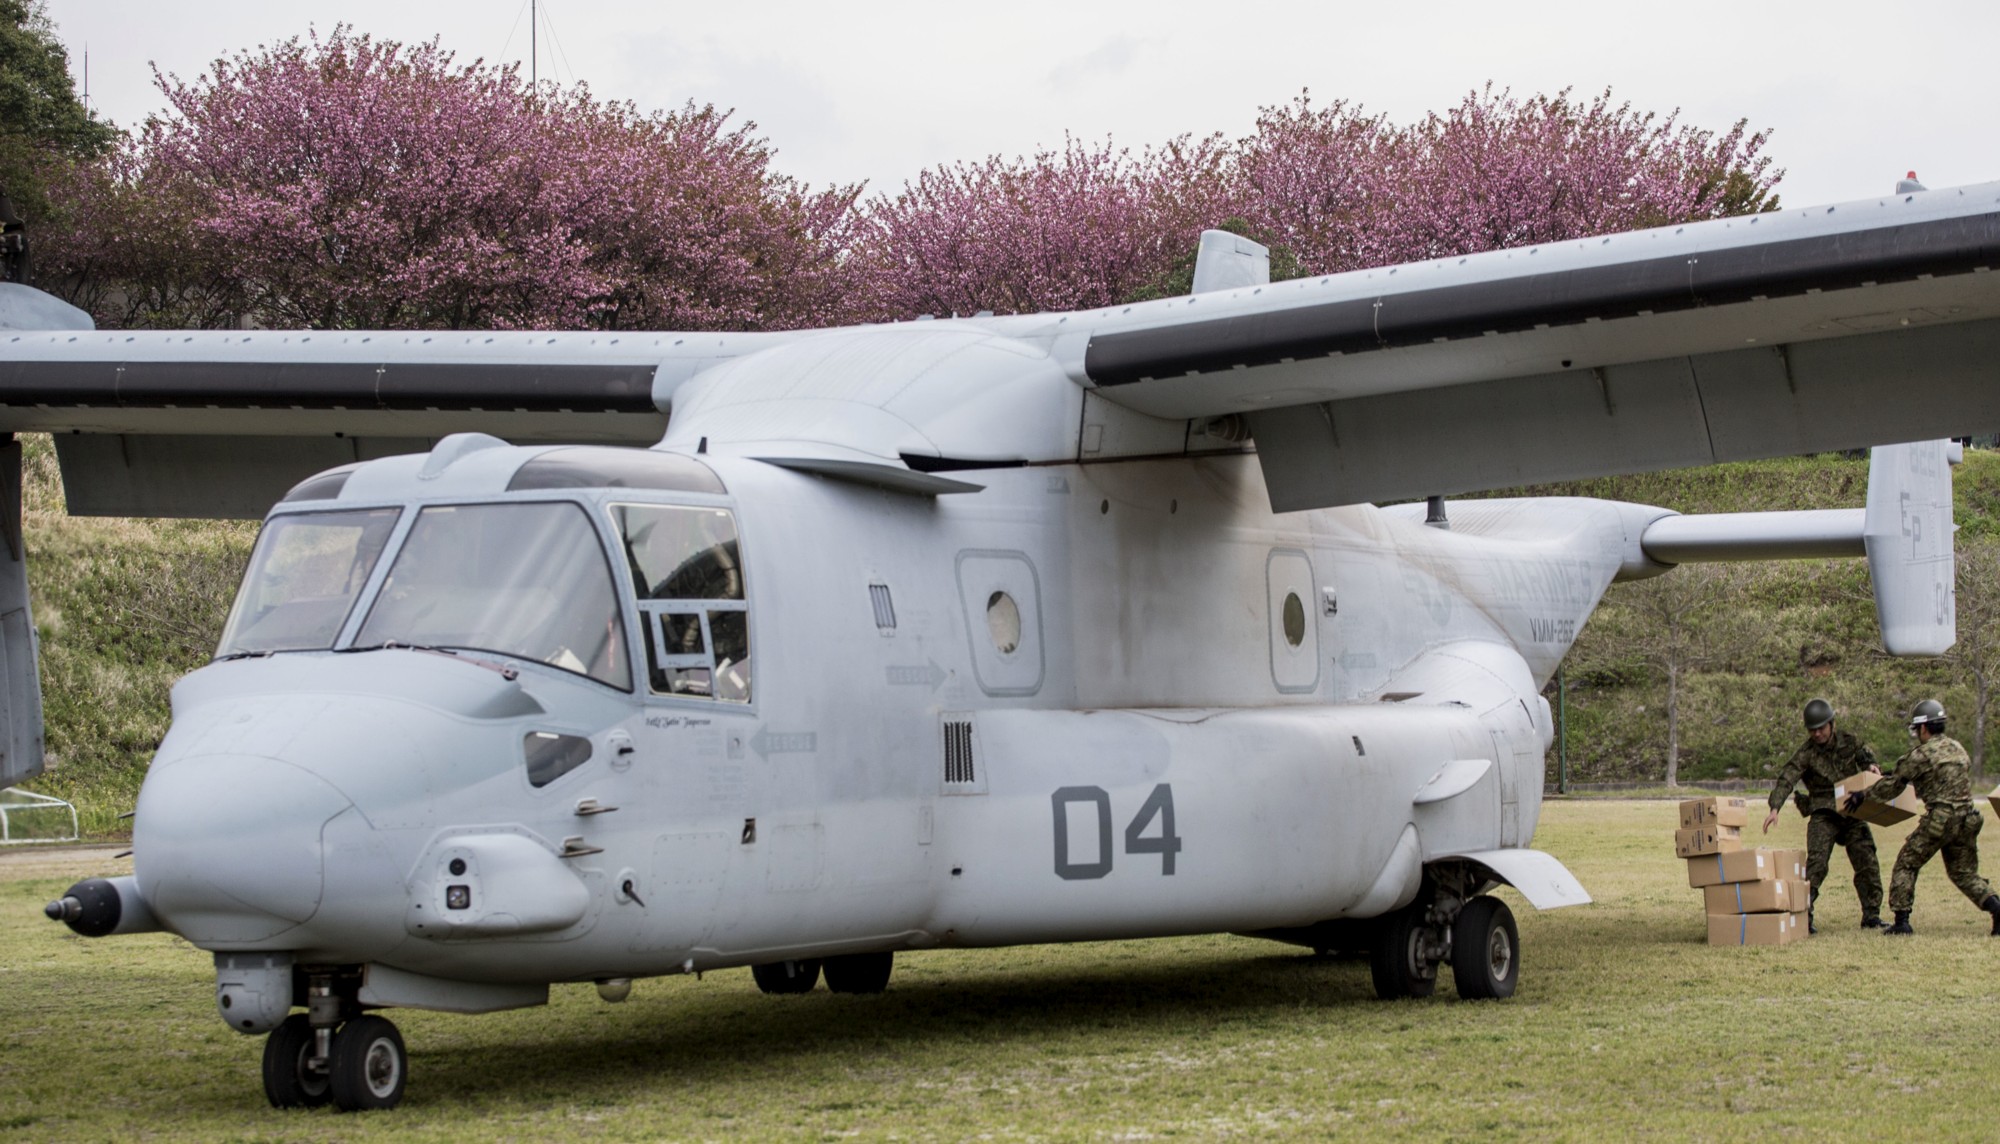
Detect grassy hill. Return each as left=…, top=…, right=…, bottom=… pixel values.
left=13, top=437, right=1999, bottom=836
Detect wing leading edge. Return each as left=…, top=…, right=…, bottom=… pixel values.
left=1066, top=182, right=2000, bottom=510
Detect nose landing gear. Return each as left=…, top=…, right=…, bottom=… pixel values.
left=261, top=974, right=409, bottom=1112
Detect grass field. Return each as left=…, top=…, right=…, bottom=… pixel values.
left=4, top=800, right=1998, bottom=1141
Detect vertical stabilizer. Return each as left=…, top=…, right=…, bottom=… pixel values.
left=1865, top=439, right=1957, bottom=656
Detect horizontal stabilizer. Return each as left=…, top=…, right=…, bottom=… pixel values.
left=1642, top=508, right=1864, bottom=563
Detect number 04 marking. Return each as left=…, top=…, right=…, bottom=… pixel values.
left=1051, top=783, right=1182, bottom=880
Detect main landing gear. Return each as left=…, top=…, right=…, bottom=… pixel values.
left=263, top=976, right=408, bottom=1111
left=751, top=951, right=894, bottom=995
left=1370, top=889, right=1520, bottom=1002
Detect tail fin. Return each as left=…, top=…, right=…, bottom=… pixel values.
left=1635, top=439, right=1959, bottom=657
left=1864, top=439, right=1957, bottom=655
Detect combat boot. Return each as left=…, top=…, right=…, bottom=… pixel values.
left=1861, top=915, right=1884, bottom=929
left=1883, top=911, right=1914, bottom=935
left=1981, top=894, right=2000, bottom=936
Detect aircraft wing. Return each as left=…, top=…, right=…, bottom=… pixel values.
left=0, top=302, right=797, bottom=515
left=5, top=182, right=2000, bottom=516
left=1065, top=182, right=2000, bottom=510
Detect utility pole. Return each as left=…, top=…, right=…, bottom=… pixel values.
left=1556, top=666, right=1568, bottom=794
left=531, top=0, right=537, bottom=86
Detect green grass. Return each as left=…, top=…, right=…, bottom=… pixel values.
left=4, top=801, right=1998, bottom=1139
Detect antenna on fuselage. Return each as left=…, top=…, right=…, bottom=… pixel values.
left=1425, top=495, right=1450, bottom=530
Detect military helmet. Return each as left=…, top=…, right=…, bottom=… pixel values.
left=1908, top=699, right=1947, bottom=732
left=1802, top=698, right=1835, bottom=730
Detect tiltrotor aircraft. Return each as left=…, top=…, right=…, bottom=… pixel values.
left=4, top=172, right=1993, bottom=1111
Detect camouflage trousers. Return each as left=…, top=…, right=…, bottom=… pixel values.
left=1806, top=810, right=1883, bottom=915
left=1889, top=805, right=1995, bottom=913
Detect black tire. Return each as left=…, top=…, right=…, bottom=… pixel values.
left=751, top=958, right=822, bottom=994
left=327, top=1015, right=407, bottom=1112
left=261, top=1013, right=332, bottom=1109
left=1450, top=896, right=1520, bottom=1000
left=1369, top=907, right=1437, bottom=1000
left=822, top=951, right=893, bottom=994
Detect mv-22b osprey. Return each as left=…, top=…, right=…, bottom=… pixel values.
left=6, top=174, right=1996, bottom=1110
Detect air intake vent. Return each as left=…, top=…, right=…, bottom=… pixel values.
left=943, top=719, right=975, bottom=785
left=869, top=583, right=896, bottom=630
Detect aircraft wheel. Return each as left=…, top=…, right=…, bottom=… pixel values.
left=261, top=1013, right=332, bottom=1108
left=823, top=951, right=893, bottom=994
left=1369, top=906, right=1438, bottom=1000
left=327, top=1015, right=407, bottom=1112
left=1450, top=896, right=1520, bottom=1000
left=751, top=958, right=822, bottom=994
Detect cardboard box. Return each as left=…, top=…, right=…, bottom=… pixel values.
left=1679, top=796, right=1754, bottom=829
left=1708, top=910, right=1808, bottom=946
left=1674, top=824, right=1743, bottom=857
left=1704, top=877, right=1809, bottom=915
left=1832, top=771, right=1923, bottom=826
left=1686, top=848, right=1778, bottom=888
left=1772, top=848, right=1807, bottom=881
left=1988, top=783, right=2000, bottom=819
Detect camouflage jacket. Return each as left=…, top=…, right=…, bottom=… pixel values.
left=1873, top=734, right=1975, bottom=812
left=1768, top=729, right=1879, bottom=814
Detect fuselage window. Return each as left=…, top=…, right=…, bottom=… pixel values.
left=612, top=503, right=750, bottom=702
left=217, top=507, right=402, bottom=656
left=355, top=501, right=631, bottom=690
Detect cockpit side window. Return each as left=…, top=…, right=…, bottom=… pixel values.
left=356, top=501, right=632, bottom=690
left=611, top=504, right=749, bottom=703
left=217, top=508, right=402, bottom=657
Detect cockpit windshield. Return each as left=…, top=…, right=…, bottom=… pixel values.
left=355, top=502, right=631, bottom=690
left=217, top=508, right=402, bottom=657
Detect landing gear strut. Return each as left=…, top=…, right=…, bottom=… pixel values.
left=261, top=973, right=408, bottom=1111
left=751, top=958, right=822, bottom=994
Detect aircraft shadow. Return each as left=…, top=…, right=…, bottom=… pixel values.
left=416, top=949, right=1391, bottom=1103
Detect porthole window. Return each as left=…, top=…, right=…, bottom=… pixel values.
left=1282, top=592, right=1306, bottom=647
left=986, top=591, right=1021, bottom=654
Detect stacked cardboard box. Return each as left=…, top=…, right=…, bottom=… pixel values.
left=1678, top=796, right=1810, bottom=946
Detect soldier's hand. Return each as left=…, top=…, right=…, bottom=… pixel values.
left=1869, top=764, right=1882, bottom=775
left=1762, top=808, right=1780, bottom=833
left=1844, top=792, right=1866, bottom=812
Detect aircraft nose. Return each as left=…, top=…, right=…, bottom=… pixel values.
left=132, top=754, right=354, bottom=945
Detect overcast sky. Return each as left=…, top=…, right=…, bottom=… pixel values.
left=39, top=1, right=2000, bottom=211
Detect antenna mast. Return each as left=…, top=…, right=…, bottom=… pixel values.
left=530, top=0, right=537, bottom=86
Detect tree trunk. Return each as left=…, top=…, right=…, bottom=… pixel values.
left=1976, top=671, right=1990, bottom=777
left=1665, top=663, right=1680, bottom=788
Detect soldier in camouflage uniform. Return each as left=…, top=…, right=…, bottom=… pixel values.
left=1762, top=699, right=1884, bottom=932
left=1853, top=700, right=2000, bottom=935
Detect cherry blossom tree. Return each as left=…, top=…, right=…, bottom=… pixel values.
left=37, top=30, right=1782, bottom=332
left=1368, top=85, right=1780, bottom=266
left=851, top=134, right=1232, bottom=319
left=39, top=27, right=863, bottom=331
left=850, top=87, right=1780, bottom=318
